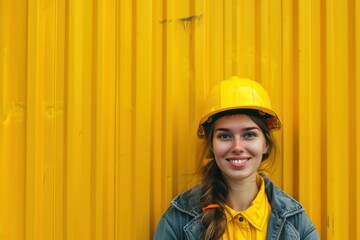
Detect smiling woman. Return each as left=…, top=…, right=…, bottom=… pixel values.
left=153, top=77, right=320, bottom=240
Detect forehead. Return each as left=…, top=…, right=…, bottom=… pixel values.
left=214, top=114, right=258, bottom=128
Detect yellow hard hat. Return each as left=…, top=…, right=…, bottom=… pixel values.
left=198, top=76, right=281, bottom=138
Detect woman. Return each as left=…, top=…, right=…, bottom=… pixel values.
left=154, top=77, right=319, bottom=239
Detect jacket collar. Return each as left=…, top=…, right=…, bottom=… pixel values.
left=171, top=174, right=304, bottom=219
left=261, top=173, right=304, bottom=217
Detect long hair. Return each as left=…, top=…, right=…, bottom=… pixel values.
left=198, top=109, right=276, bottom=239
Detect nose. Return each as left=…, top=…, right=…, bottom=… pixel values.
left=231, top=137, right=245, bottom=153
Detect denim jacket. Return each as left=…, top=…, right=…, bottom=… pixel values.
left=154, top=174, right=319, bottom=239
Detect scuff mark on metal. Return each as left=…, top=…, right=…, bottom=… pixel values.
left=159, top=14, right=203, bottom=31
left=178, top=14, right=202, bottom=30
left=159, top=19, right=173, bottom=24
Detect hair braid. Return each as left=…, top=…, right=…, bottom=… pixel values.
left=200, top=160, right=228, bottom=240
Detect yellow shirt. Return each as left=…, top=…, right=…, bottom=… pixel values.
left=222, top=175, right=271, bottom=240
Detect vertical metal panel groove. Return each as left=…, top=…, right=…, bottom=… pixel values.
left=347, top=0, right=356, bottom=237
left=63, top=0, right=69, bottom=237
left=90, top=1, right=98, bottom=239
left=319, top=0, right=328, bottom=237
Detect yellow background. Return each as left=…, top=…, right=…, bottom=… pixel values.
left=1, top=0, right=359, bottom=239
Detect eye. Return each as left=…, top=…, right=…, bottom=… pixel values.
left=216, top=133, right=232, bottom=140
left=243, top=132, right=257, bottom=139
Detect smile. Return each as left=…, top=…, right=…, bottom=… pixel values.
left=226, top=158, right=250, bottom=168
left=228, top=159, right=247, bottom=163
left=227, top=157, right=251, bottom=163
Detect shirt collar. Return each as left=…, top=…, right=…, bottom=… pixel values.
left=224, top=174, right=271, bottom=230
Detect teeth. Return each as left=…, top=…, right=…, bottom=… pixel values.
left=229, top=159, right=247, bottom=163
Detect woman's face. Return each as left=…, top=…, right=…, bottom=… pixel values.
left=212, top=114, right=268, bottom=182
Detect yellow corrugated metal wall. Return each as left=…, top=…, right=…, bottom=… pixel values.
left=0, top=0, right=359, bottom=239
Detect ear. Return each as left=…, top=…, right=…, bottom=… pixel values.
left=263, top=142, right=269, bottom=154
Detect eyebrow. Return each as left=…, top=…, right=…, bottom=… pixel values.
left=215, top=127, right=260, bottom=132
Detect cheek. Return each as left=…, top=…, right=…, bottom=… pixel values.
left=212, top=141, right=228, bottom=157
left=248, top=142, right=268, bottom=155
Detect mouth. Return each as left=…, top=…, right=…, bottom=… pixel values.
left=226, top=158, right=251, bottom=168
left=227, top=159, right=248, bottom=164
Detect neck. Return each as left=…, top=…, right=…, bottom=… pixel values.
left=225, top=174, right=259, bottom=211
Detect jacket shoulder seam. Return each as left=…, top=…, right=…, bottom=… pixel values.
left=162, top=208, right=181, bottom=237
left=302, top=225, right=317, bottom=238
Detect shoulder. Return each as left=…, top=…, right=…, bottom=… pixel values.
left=153, top=187, right=203, bottom=240
left=261, top=174, right=319, bottom=239
left=261, top=173, right=304, bottom=216
left=170, top=186, right=202, bottom=216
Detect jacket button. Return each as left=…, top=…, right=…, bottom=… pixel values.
left=239, top=216, right=244, bottom=222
